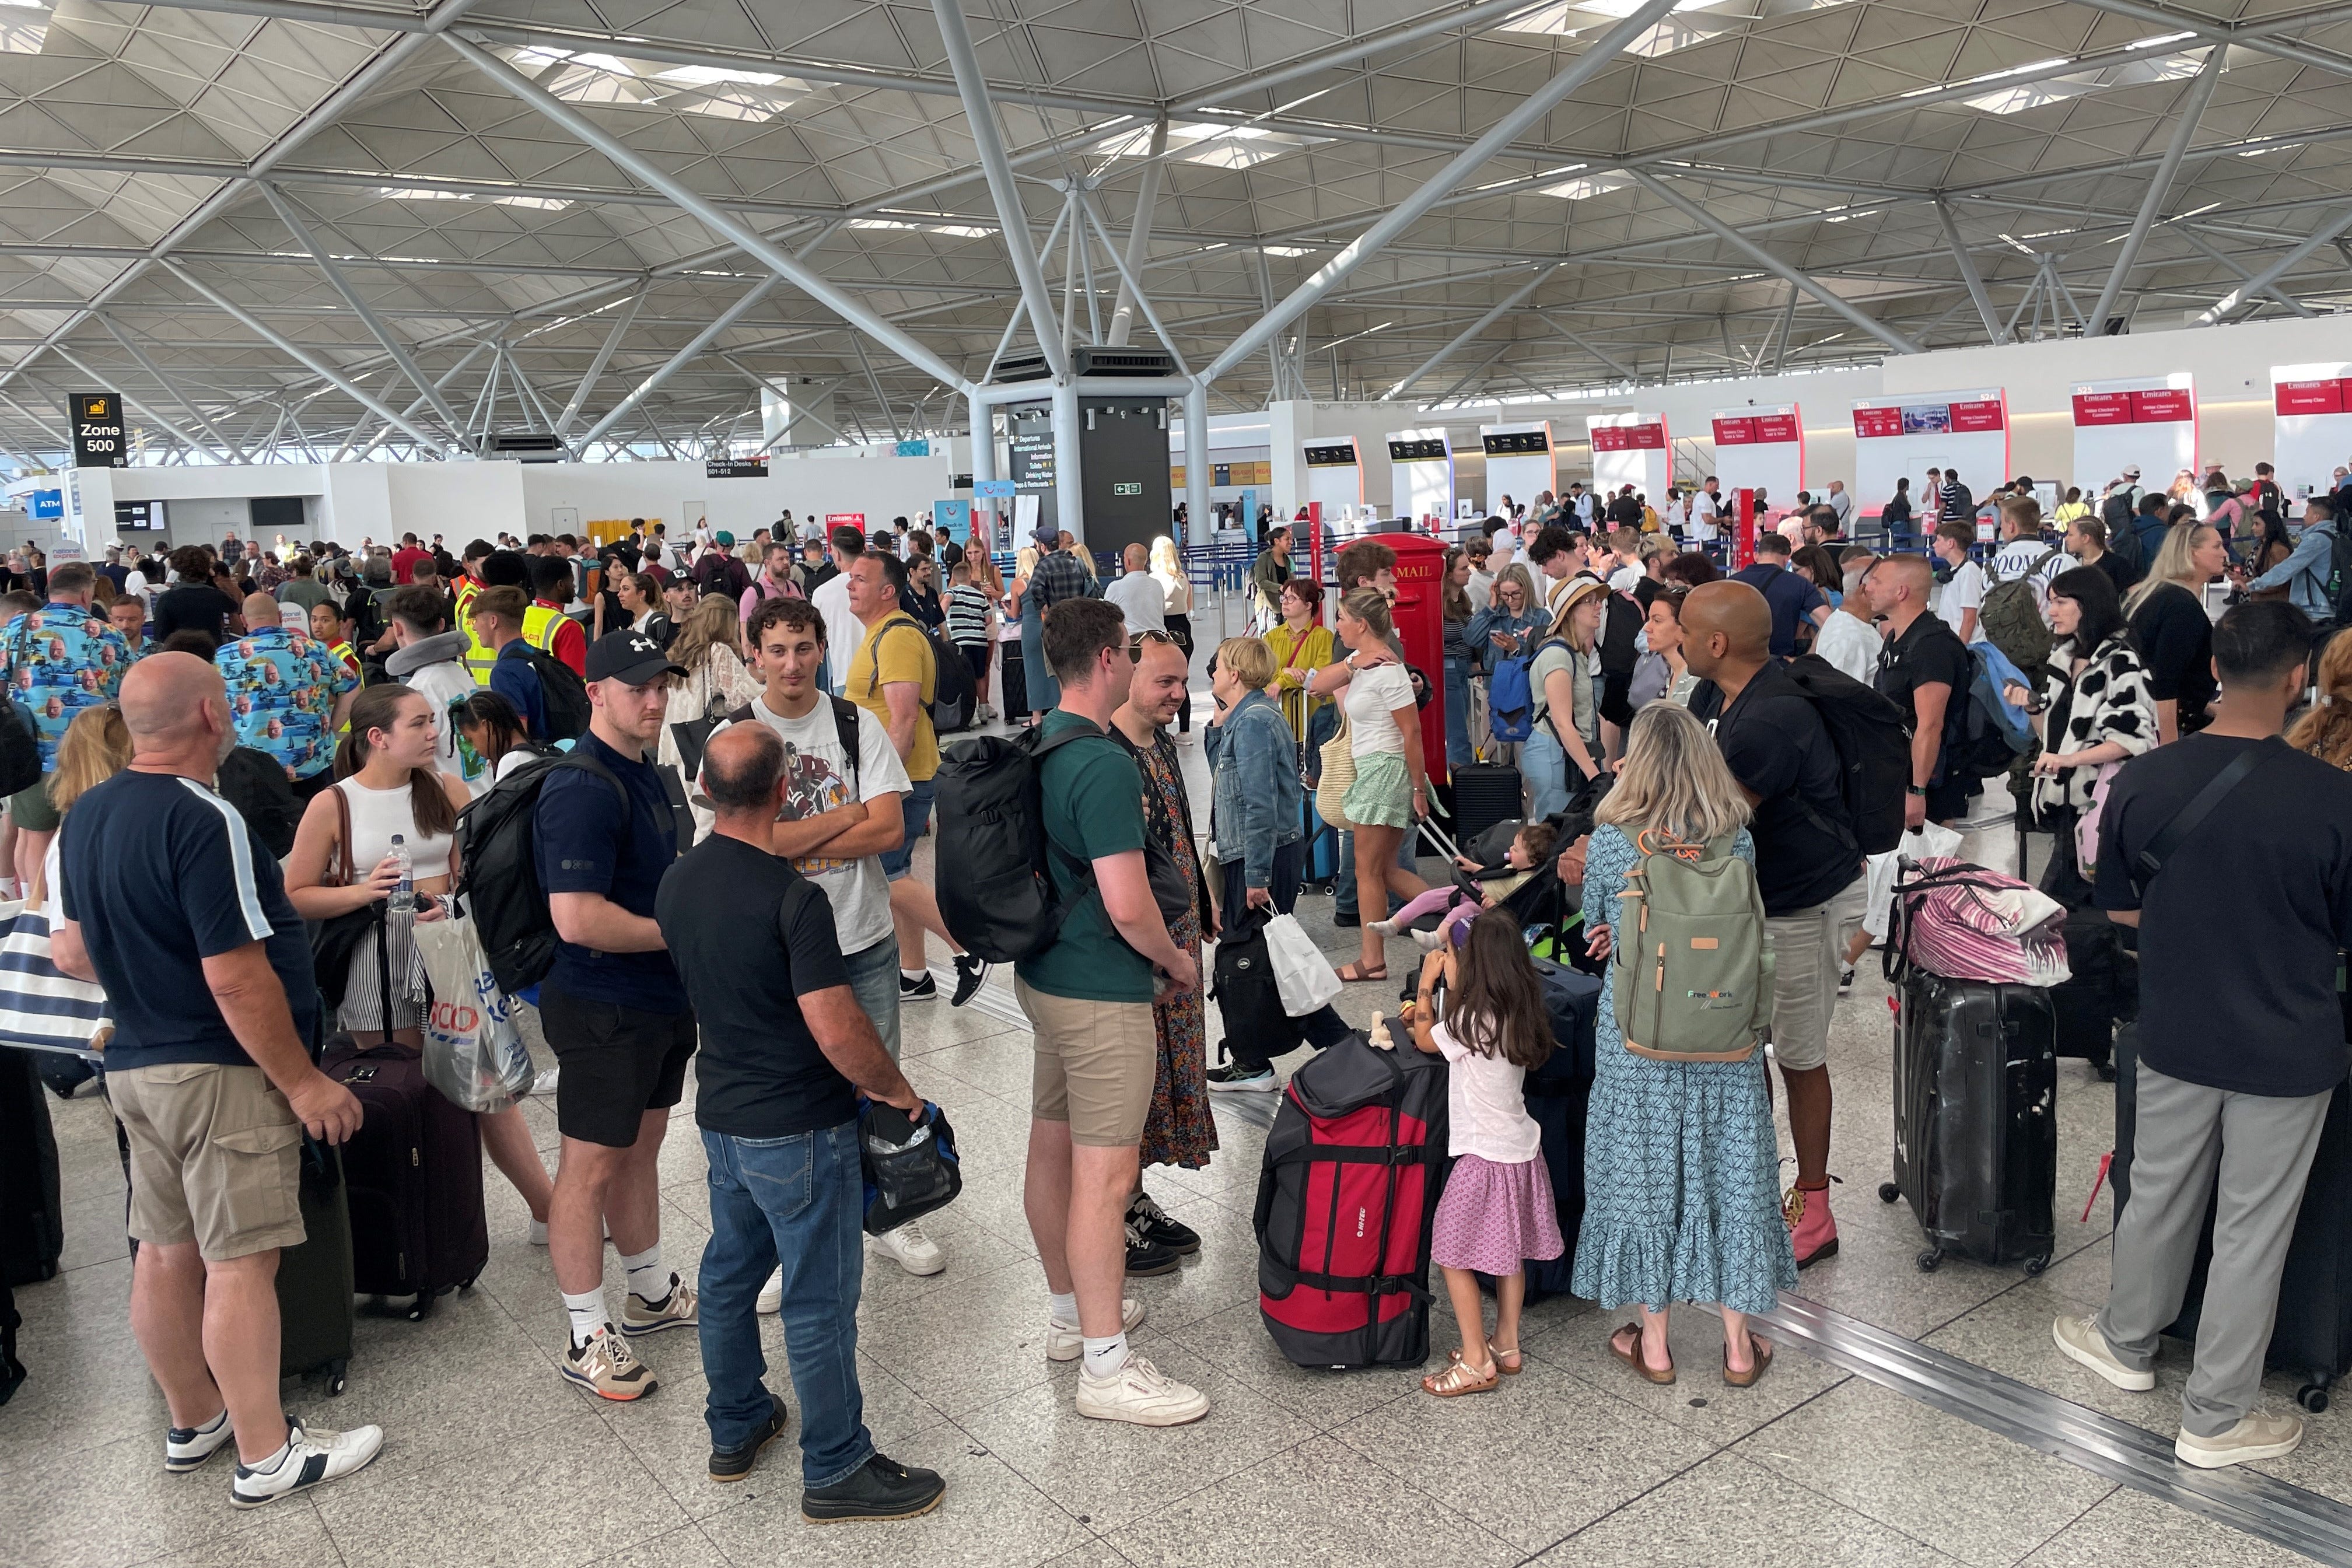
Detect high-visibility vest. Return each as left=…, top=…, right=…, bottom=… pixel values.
left=455, top=577, right=495, bottom=686
left=523, top=602, right=571, bottom=663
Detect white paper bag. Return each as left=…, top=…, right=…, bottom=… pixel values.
left=414, top=914, right=536, bottom=1113
left=1263, top=912, right=1343, bottom=1017
left=1862, top=822, right=1964, bottom=942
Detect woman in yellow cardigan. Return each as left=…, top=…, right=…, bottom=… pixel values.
left=1264, top=576, right=1336, bottom=743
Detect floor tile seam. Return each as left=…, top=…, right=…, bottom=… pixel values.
left=109, top=1494, right=332, bottom=1568
left=964, top=1410, right=1315, bottom=1543
left=1518, top=1325, right=1860, bottom=1444
left=1992, top=1483, right=2132, bottom=1568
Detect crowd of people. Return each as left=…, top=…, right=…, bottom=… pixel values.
left=16, top=450, right=2352, bottom=1535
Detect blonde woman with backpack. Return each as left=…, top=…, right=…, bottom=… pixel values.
left=1571, top=702, right=1795, bottom=1388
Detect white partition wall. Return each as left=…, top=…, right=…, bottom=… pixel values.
left=2272, top=365, right=2352, bottom=498
left=1709, top=405, right=1801, bottom=502
left=1586, top=411, right=1669, bottom=500
left=1302, top=436, right=1365, bottom=515
left=1387, top=428, right=1455, bottom=525
left=1481, top=421, right=1557, bottom=515
left=1851, top=389, right=2008, bottom=520
left=2071, top=373, right=2196, bottom=496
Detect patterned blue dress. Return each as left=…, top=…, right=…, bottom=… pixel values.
left=1569, top=824, right=1798, bottom=1316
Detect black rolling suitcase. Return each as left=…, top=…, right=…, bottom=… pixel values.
left=1448, top=762, right=1523, bottom=853
left=320, top=1038, right=489, bottom=1320
left=2049, top=910, right=2130, bottom=1081
left=1522, top=958, right=1599, bottom=1298
left=1881, top=969, right=2058, bottom=1274
left=2110, top=1024, right=2352, bottom=1412
left=998, top=640, right=1028, bottom=719
left=0, top=1049, right=63, bottom=1287
left=279, top=1139, right=356, bottom=1396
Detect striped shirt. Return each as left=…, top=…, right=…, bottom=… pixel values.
left=945, top=583, right=994, bottom=646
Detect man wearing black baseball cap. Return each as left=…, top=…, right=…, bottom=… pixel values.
left=538, top=627, right=704, bottom=1402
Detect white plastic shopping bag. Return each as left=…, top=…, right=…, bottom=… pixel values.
left=1263, top=912, right=1343, bottom=1017
left=1862, top=822, right=1964, bottom=943
left=414, top=912, right=536, bottom=1113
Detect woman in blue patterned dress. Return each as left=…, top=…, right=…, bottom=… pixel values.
left=1570, top=702, right=1797, bottom=1387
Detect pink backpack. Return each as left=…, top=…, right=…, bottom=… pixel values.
left=1886, top=856, right=2073, bottom=987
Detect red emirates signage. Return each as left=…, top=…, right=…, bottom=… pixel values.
left=2131, top=388, right=2193, bottom=422
left=1950, top=400, right=2005, bottom=432
left=1712, top=417, right=1757, bottom=446
left=2277, top=379, right=2351, bottom=416
left=1593, top=422, right=1664, bottom=452
left=1754, top=412, right=1800, bottom=443
left=1852, top=407, right=1902, bottom=439
left=2071, top=392, right=2134, bottom=426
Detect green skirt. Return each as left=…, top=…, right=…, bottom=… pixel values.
left=1342, top=748, right=1414, bottom=830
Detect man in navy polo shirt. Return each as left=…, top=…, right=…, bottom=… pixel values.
left=538, top=628, right=701, bottom=1401
left=1730, top=533, right=1831, bottom=657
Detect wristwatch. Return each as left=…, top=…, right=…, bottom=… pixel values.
left=1906, top=784, right=1929, bottom=797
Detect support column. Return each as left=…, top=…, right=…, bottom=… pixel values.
left=1933, top=197, right=2008, bottom=345
left=1051, top=378, right=1084, bottom=547
left=1184, top=382, right=1209, bottom=549
left=2090, top=46, right=2224, bottom=335
left=1105, top=117, right=1168, bottom=348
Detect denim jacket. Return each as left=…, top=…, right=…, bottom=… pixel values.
left=1205, top=689, right=1302, bottom=887
left=1465, top=602, right=1545, bottom=673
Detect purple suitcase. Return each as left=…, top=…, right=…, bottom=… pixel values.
left=320, top=1038, right=489, bottom=1320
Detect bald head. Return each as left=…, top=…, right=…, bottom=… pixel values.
left=242, top=593, right=280, bottom=628
left=702, top=722, right=785, bottom=820
left=1123, top=542, right=1148, bottom=571
left=119, top=653, right=229, bottom=751
left=1679, top=580, right=1772, bottom=680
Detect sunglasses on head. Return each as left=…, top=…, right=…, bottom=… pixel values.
left=1126, top=629, right=1175, bottom=661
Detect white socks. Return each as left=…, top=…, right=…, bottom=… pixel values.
left=562, top=1287, right=606, bottom=1348
left=1081, top=1333, right=1129, bottom=1378
left=621, top=1244, right=667, bottom=1303
left=1048, top=1290, right=1079, bottom=1329
left=901, top=967, right=928, bottom=983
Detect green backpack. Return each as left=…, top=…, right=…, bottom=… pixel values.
left=1978, top=545, right=2064, bottom=674
left=1611, top=832, right=1774, bottom=1062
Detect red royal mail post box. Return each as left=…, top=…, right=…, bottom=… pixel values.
left=1383, top=532, right=1452, bottom=785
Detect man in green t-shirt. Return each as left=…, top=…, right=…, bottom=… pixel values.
left=1016, top=596, right=1209, bottom=1429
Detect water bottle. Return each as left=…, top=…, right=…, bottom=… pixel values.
left=387, top=833, right=415, bottom=918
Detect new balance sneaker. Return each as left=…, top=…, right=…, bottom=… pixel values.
left=950, top=954, right=989, bottom=1007
left=1124, top=1217, right=1182, bottom=1278
left=562, top=1326, right=659, bottom=1400
left=802, top=1452, right=947, bottom=1522
left=870, top=1217, right=946, bottom=1276
left=900, top=971, right=938, bottom=1000
left=756, top=1266, right=783, bottom=1316
left=709, top=1392, right=789, bottom=1483
left=1044, top=1297, right=1146, bottom=1362
left=620, top=1275, right=699, bottom=1336
left=1127, top=1191, right=1199, bottom=1256
left=229, top=1418, right=384, bottom=1507
left=164, top=1408, right=235, bottom=1473
left=1074, top=1353, right=1210, bottom=1427
left=1206, top=1062, right=1276, bottom=1093
left=2052, top=1312, right=2155, bottom=1391
left=2178, top=1410, right=2305, bottom=1469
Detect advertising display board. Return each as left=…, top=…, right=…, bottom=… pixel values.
left=1851, top=389, right=2009, bottom=523
left=1709, top=404, right=1801, bottom=504
left=1585, top=411, right=1669, bottom=502
left=2071, top=373, right=2196, bottom=498
left=2272, top=363, right=2352, bottom=498
left=1480, top=422, right=1557, bottom=516
left=1387, top=428, right=1455, bottom=526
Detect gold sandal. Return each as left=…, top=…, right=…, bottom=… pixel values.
left=1421, top=1349, right=1500, bottom=1398
left=1492, top=1343, right=1525, bottom=1376
left=1609, top=1322, right=1676, bottom=1385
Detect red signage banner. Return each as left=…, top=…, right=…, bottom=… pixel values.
left=2277, top=380, right=2348, bottom=416
left=2131, top=388, right=2193, bottom=423
left=1591, top=426, right=1622, bottom=452
left=1712, top=417, right=1757, bottom=446
left=2072, top=393, right=2133, bottom=426
left=1753, top=412, right=1800, bottom=443
left=1592, top=422, right=1663, bottom=452
left=1949, top=400, right=2005, bottom=433
left=1852, top=407, right=1902, bottom=439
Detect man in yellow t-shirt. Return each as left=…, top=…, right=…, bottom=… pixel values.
left=845, top=553, right=986, bottom=1006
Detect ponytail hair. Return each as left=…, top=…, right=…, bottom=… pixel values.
left=334, top=684, right=457, bottom=839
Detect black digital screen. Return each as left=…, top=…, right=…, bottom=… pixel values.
left=1482, top=430, right=1549, bottom=455
left=1303, top=444, right=1357, bottom=468
left=1388, top=438, right=1450, bottom=462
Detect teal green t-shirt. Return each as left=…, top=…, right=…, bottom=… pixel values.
left=1015, top=709, right=1154, bottom=1003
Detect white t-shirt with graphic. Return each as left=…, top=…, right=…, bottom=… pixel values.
left=730, top=694, right=909, bottom=954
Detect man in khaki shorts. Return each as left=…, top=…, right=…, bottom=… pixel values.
left=53, top=652, right=380, bottom=1507
left=1015, top=597, right=1208, bottom=1427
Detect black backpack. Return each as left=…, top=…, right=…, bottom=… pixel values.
left=933, top=724, right=1101, bottom=964
left=516, top=646, right=591, bottom=742
left=861, top=614, right=977, bottom=736
left=2319, top=520, right=2352, bottom=624
left=452, top=752, right=691, bottom=995
left=1782, top=654, right=1913, bottom=856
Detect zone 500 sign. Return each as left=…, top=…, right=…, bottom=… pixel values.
left=71, top=393, right=127, bottom=468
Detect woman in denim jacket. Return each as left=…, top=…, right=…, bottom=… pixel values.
left=1465, top=564, right=1545, bottom=674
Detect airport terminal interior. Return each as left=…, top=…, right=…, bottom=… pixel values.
left=7, top=0, right=2352, bottom=1562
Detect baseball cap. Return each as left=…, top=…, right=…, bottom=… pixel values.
left=2122, top=464, right=2141, bottom=477
left=586, top=628, right=686, bottom=686
left=1033, top=524, right=1058, bottom=545
left=715, top=530, right=735, bottom=547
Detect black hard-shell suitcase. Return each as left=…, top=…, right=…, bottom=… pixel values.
left=998, top=642, right=1027, bottom=719
left=320, top=1039, right=488, bottom=1319
left=2110, top=1024, right=2352, bottom=1412
left=1448, top=762, right=1523, bottom=853
left=279, top=1139, right=356, bottom=1396
left=1522, top=959, right=1600, bottom=1298
left=1880, top=969, right=2057, bottom=1274
left=0, top=1049, right=63, bottom=1286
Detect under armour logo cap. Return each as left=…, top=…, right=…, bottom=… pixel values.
left=586, top=627, right=687, bottom=685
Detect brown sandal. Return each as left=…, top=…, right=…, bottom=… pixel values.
left=1609, top=1322, right=1675, bottom=1385
left=1335, top=963, right=1389, bottom=984
left=1724, top=1333, right=1773, bottom=1388
left=1421, top=1349, right=1500, bottom=1398
left=1492, top=1343, right=1525, bottom=1376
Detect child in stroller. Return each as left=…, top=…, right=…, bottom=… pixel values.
left=1370, top=820, right=1559, bottom=951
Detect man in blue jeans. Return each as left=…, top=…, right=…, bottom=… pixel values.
left=656, top=723, right=947, bottom=1521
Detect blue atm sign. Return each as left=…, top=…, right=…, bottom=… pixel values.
left=27, top=489, right=61, bottom=519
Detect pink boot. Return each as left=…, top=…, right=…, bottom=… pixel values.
left=1783, top=1181, right=1839, bottom=1269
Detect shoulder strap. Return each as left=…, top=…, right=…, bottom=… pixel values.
left=827, top=695, right=862, bottom=793
left=331, top=780, right=355, bottom=887
left=2129, top=745, right=2276, bottom=900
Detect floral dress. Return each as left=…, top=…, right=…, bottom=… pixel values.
left=1126, top=729, right=1217, bottom=1171
left=1570, top=824, right=1797, bottom=1317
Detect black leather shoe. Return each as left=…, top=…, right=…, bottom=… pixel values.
left=802, top=1452, right=947, bottom=1522
left=1333, top=911, right=1361, bottom=929
left=708, top=1393, right=789, bottom=1482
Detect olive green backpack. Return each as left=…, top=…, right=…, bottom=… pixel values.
left=1611, top=832, right=1774, bottom=1062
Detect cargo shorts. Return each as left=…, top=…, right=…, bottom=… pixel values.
left=108, top=1062, right=306, bottom=1262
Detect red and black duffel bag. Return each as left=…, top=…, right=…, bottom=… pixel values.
left=1252, top=1030, right=1448, bottom=1370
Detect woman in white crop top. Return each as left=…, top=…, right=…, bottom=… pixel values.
left=286, top=684, right=555, bottom=1231
left=1304, top=587, right=1432, bottom=985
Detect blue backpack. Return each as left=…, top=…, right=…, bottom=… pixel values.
left=1489, top=654, right=1534, bottom=743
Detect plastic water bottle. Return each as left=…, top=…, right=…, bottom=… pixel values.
left=387, top=833, right=414, bottom=918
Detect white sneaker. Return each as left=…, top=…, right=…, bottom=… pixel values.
left=1074, top=1352, right=1209, bottom=1426
left=2051, top=1312, right=2155, bottom=1391
left=528, top=1218, right=547, bottom=1247
left=229, top=1418, right=384, bottom=1507
left=1044, top=1298, right=1146, bottom=1362
left=869, top=1218, right=946, bottom=1277
left=529, top=1065, right=560, bottom=1098
left=164, top=1408, right=235, bottom=1472
left=756, top=1266, right=783, bottom=1316
left=2178, top=1409, right=2305, bottom=1468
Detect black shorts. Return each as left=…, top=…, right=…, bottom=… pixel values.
left=1599, top=670, right=1636, bottom=729
left=539, top=983, right=697, bottom=1148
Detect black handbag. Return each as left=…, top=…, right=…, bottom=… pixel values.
left=859, top=1100, right=961, bottom=1236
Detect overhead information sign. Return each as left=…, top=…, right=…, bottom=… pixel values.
left=71, top=393, right=125, bottom=468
